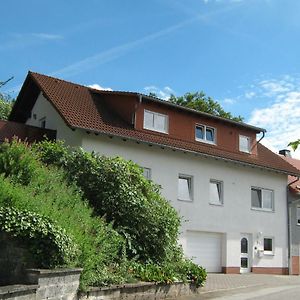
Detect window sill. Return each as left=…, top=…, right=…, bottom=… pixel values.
left=195, top=138, right=216, bottom=146
left=251, top=208, right=274, bottom=213
left=143, top=127, right=169, bottom=135
left=209, top=202, right=223, bottom=207
left=263, top=252, right=275, bottom=256
left=177, top=198, right=193, bottom=202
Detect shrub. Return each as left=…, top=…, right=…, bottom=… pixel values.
left=0, top=206, right=77, bottom=267
left=34, top=141, right=181, bottom=263
left=0, top=140, right=125, bottom=289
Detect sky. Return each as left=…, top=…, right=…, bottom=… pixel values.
left=1, top=0, right=300, bottom=157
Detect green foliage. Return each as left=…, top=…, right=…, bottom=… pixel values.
left=0, top=140, right=125, bottom=289
left=0, top=93, right=14, bottom=120
left=288, top=140, right=300, bottom=151
left=34, top=140, right=181, bottom=263
left=0, top=139, right=207, bottom=288
left=0, top=206, right=77, bottom=267
left=169, top=92, right=243, bottom=122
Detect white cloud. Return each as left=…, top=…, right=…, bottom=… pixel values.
left=249, top=90, right=300, bottom=158
left=88, top=84, right=113, bottom=91
left=223, top=98, right=236, bottom=104
left=244, top=91, right=255, bottom=99
left=144, top=86, right=175, bottom=100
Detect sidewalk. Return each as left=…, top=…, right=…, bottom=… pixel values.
left=178, top=273, right=300, bottom=299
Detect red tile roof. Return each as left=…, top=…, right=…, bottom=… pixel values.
left=10, top=71, right=300, bottom=177
left=0, top=120, right=56, bottom=143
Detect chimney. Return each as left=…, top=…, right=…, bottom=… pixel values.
left=279, top=149, right=292, bottom=158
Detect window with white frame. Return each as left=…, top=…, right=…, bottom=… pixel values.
left=251, top=187, right=274, bottom=211
left=297, top=207, right=300, bottom=225
left=143, top=110, right=168, bottom=133
left=209, top=180, right=223, bottom=205
left=263, top=237, right=274, bottom=255
left=239, top=135, right=251, bottom=153
left=195, top=124, right=216, bottom=144
left=178, top=175, right=193, bottom=201
left=142, top=167, right=151, bottom=180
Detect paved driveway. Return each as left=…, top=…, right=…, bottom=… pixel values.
left=178, top=273, right=300, bottom=299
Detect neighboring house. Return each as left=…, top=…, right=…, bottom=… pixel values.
left=279, top=150, right=300, bottom=275
left=7, top=71, right=300, bottom=275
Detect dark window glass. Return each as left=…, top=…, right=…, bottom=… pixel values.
left=251, top=188, right=262, bottom=208
left=241, top=238, right=248, bottom=254
left=241, top=257, right=248, bottom=268
left=264, top=238, right=273, bottom=252
left=206, top=127, right=214, bottom=142
left=195, top=126, right=204, bottom=140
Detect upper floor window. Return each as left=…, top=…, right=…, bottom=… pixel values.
left=209, top=179, right=223, bottom=205
left=143, top=110, right=168, bottom=134
left=239, top=135, right=251, bottom=153
left=251, top=187, right=274, bottom=211
left=178, top=174, right=193, bottom=201
left=39, top=117, right=46, bottom=128
left=195, top=124, right=216, bottom=144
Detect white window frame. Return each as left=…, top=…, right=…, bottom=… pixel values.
left=142, top=167, right=151, bottom=180
left=239, top=135, right=251, bottom=153
left=195, top=124, right=216, bottom=145
left=263, top=237, right=274, bottom=255
left=143, top=110, right=168, bottom=134
left=297, top=207, right=300, bottom=226
left=178, top=174, right=193, bottom=202
left=251, top=187, right=274, bottom=212
left=209, top=179, right=223, bottom=206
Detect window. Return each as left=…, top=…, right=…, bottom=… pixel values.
left=251, top=187, right=274, bottom=211
left=264, top=237, right=274, bottom=255
left=142, top=167, right=151, bottom=180
left=178, top=175, right=193, bottom=201
left=195, top=125, right=216, bottom=144
left=209, top=180, right=223, bottom=205
left=239, top=135, right=251, bottom=153
left=39, top=117, right=46, bottom=128
left=143, top=110, right=168, bottom=133
left=297, top=207, right=300, bottom=225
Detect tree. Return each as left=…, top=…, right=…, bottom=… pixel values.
left=288, top=140, right=300, bottom=151
left=0, top=93, right=14, bottom=120
left=168, top=92, right=243, bottom=122
left=0, top=77, right=14, bottom=120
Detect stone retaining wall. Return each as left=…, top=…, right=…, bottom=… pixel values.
left=0, top=268, right=201, bottom=300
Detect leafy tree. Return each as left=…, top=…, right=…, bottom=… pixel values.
left=169, top=92, right=243, bottom=122
left=288, top=140, right=300, bottom=151
left=0, top=93, right=13, bottom=120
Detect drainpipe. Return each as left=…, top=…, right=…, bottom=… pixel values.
left=250, top=131, right=265, bottom=152
left=287, top=176, right=299, bottom=274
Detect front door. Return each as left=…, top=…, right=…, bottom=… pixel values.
left=240, top=234, right=251, bottom=273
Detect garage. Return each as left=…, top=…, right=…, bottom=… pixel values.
left=185, top=231, right=222, bottom=272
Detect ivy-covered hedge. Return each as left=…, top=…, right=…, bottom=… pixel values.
left=0, top=206, right=77, bottom=267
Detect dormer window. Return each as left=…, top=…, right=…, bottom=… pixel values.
left=239, top=135, right=251, bottom=153
left=195, top=124, right=216, bottom=144
left=143, top=110, right=168, bottom=134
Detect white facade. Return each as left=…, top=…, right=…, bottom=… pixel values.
left=26, top=93, right=289, bottom=273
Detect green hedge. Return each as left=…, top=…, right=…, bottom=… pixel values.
left=0, top=206, right=77, bottom=267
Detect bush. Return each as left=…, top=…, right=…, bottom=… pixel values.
left=34, top=141, right=181, bottom=263
left=0, top=206, right=77, bottom=267
left=0, top=140, right=125, bottom=289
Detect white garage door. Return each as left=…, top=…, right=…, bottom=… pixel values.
left=186, top=231, right=222, bottom=272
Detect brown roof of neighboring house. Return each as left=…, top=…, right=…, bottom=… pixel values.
left=0, top=120, right=56, bottom=143
left=280, top=155, right=300, bottom=194
left=9, top=71, right=300, bottom=177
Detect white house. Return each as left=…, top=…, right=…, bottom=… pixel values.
left=8, top=71, right=300, bottom=275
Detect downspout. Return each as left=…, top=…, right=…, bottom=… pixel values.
left=250, top=131, right=265, bottom=152
left=287, top=176, right=299, bottom=274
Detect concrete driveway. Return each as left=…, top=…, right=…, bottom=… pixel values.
left=178, top=273, right=300, bottom=299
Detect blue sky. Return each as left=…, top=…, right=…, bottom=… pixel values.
left=1, top=0, right=300, bottom=156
